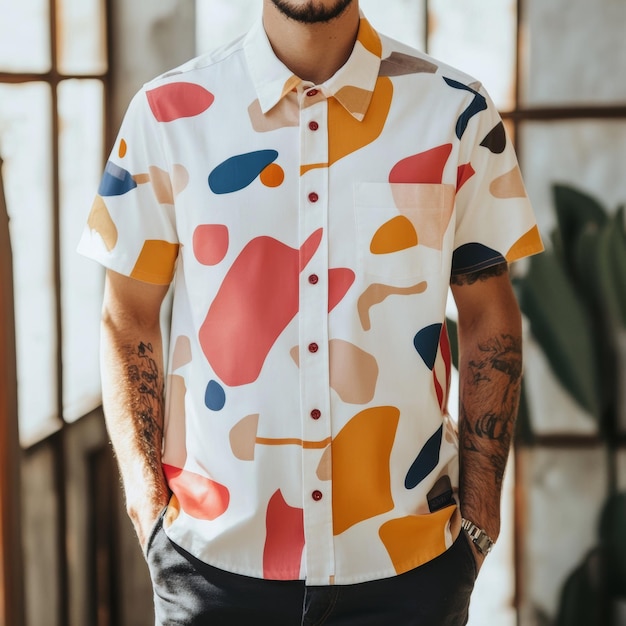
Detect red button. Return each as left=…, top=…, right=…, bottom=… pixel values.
left=308, top=192, right=319, bottom=203
left=306, top=89, right=319, bottom=97
left=310, top=409, right=321, bottom=420
left=308, top=342, right=319, bottom=353
left=308, top=274, right=319, bottom=285
left=308, top=121, right=319, bottom=131
left=312, top=490, right=323, bottom=501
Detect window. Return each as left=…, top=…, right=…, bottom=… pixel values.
left=0, top=0, right=109, bottom=445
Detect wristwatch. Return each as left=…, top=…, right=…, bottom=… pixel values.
left=461, top=518, right=495, bottom=555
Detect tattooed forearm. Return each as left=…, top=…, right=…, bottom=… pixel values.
left=461, top=334, right=521, bottom=454
left=459, top=332, right=522, bottom=536
left=125, top=341, right=165, bottom=477
left=465, top=412, right=512, bottom=446
left=460, top=407, right=513, bottom=490
left=450, top=262, right=507, bottom=286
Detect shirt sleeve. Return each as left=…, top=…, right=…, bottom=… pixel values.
left=451, top=84, right=543, bottom=276
left=77, top=87, right=180, bottom=285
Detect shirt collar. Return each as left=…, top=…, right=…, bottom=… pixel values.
left=244, top=12, right=383, bottom=121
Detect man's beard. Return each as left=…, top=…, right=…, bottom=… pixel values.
left=269, top=0, right=354, bottom=24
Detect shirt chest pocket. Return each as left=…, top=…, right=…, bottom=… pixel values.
left=353, top=182, right=456, bottom=282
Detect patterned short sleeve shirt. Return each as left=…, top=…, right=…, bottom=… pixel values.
left=78, top=14, right=543, bottom=585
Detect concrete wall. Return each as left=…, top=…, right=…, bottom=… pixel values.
left=109, top=0, right=196, bottom=132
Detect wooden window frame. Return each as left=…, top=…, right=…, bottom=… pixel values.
left=0, top=0, right=111, bottom=624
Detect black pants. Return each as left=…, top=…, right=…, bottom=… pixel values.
left=145, top=515, right=478, bottom=626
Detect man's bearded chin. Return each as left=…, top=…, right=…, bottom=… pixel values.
left=269, top=0, right=354, bottom=24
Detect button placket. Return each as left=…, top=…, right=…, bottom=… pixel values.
left=298, top=91, right=334, bottom=582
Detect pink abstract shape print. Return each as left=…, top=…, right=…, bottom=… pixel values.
left=263, top=490, right=305, bottom=580
left=146, top=82, right=215, bottom=123
left=389, top=144, right=452, bottom=185
left=162, top=464, right=230, bottom=520
left=199, top=230, right=323, bottom=387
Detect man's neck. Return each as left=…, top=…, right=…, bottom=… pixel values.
left=262, top=0, right=361, bottom=85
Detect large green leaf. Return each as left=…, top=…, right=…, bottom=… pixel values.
left=599, top=492, right=626, bottom=597
left=597, top=207, right=626, bottom=329
left=556, top=549, right=606, bottom=626
left=519, top=251, right=601, bottom=419
left=572, top=223, right=602, bottom=313
left=572, top=222, right=619, bottom=423
left=553, top=185, right=608, bottom=276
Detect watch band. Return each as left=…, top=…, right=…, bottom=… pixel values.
left=461, top=517, right=495, bottom=555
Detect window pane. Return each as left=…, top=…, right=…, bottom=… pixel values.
left=0, top=0, right=51, bottom=72
left=521, top=0, right=626, bottom=106
left=0, top=82, right=59, bottom=445
left=58, top=79, right=104, bottom=421
left=361, top=0, right=425, bottom=49
left=519, top=120, right=626, bottom=437
left=56, top=0, right=107, bottom=75
left=428, top=0, right=517, bottom=111
left=519, top=120, right=626, bottom=238
left=519, top=448, right=607, bottom=620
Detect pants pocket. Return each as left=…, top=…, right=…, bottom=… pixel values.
left=143, top=506, right=168, bottom=559
left=457, top=529, right=479, bottom=580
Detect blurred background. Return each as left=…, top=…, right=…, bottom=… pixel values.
left=0, top=0, right=625, bottom=624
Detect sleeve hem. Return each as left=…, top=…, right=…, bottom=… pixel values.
left=450, top=256, right=506, bottom=276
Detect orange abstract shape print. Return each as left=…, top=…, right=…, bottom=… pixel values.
left=378, top=505, right=456, bottom=574
left=301, top=77, right=393, bottom=174
left=370, top=215, right=418, bottom=254
left=260, top=162, right=285, bottom=188
left=356, top=16, right=382, bottom=57
left=331, top=406, right=400, bottom=535
left=506, top=225, right=543, bottom=262
left=130, top=240, right=179, bottom=285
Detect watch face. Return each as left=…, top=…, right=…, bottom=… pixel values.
left=475, top=534, right=493, bottom=555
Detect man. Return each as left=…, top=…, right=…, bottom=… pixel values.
left=79, top=0, right=543, bottom=623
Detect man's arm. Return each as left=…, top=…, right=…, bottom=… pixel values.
left=450, top=262, right=522, bottom=566
left=100, top=269, right=171, bottom=547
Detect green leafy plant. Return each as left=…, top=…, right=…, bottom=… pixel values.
left=516, top=184, right=626, bottom=624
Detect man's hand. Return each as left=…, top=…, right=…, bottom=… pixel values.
left=128, top=489, right=170, bottom=549
left=466, top=537, right=486, bottom=573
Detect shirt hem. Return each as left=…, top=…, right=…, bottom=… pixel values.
left=161, top=526, right=459, bottom=586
